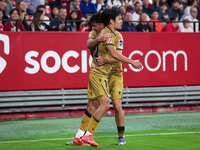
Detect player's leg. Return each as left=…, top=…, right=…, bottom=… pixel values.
left=70, top=101, right=99, bottom=146
left=74, top=100, right=99, bottom=138
left=72, top=100, right=99, bottom=146
left=82, top=94, right=110, bottom=147
left=71, top=73, right=102, bottom=146
left=112, top=99, right=126, bottom=145
left=109, top=74, right=126, bottom=145
left=82, top=74, right=110, bottom=147
left=113, top=99, right=124, bottom=129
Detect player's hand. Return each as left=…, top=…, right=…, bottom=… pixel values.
left=96, top=56, right=106, bottom=66
left=98, top=32, right=112, bottom=42
left=131, top=59, right=143, bottom=70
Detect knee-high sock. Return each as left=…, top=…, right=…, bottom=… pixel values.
left=79, top=110, right=92, bottom=131
left=75, top=110, right=92, bottom=138
left=86, top=114, right=100, bottom=135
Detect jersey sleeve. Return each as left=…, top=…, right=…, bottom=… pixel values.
left=88, top=30, right=97, bottom=40
left=104, top=33, right=117, bottom=48
left=115, top=33, right=123, bottom=51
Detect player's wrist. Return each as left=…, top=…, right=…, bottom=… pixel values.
left=104, top=58, right=108, bottom=64
left=130, top=60, right=135, bottom=65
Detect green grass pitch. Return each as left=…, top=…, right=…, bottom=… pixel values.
left=0, top=112, right=200, bottom=150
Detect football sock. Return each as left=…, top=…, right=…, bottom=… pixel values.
left=86, top=114, right=100, bottom=135
left=79, top=110, right=92, bottom=131
left=75, top=110, right=92, bottom=138
left=75, top=129, right=85, bottom=138
left=117, top=126, right=125, bottom=137
left=84, top=130, right=92, bottom=136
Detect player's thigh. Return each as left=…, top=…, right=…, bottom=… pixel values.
left=108, top=75, right=123, bottom=100
left=87, top=73, right=110, bottom=100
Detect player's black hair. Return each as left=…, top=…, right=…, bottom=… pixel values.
left=102, top=7, right=124, bottom=26
left=89, top=12, right=104, bottom=24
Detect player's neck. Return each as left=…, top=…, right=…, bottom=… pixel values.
left=107, top=25, right=116, bottom=32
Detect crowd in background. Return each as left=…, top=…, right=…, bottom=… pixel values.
left=0, top=0, right=199, bottom=32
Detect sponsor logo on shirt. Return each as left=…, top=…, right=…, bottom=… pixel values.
left=107, top=38, right=112, bottom=43
left=119, top=40, right=123, bottom=49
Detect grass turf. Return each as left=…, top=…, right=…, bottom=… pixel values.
left=0, top=111, right=200, bottom=150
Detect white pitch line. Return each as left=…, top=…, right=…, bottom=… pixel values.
left=0, top=132, right=199, bottom=144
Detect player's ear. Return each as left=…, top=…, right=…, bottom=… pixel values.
left=110, top=19, right=114, bottom=25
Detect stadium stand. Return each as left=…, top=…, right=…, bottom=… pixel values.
left=45, top=5, right=52, bottom=17
left=0, top=85, right=200, bottom=116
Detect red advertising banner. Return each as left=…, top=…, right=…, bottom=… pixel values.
left=0, top=32, right=200, bottom=91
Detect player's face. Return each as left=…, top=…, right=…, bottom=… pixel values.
left=114, top=14, right=123, bottom=30
left=92, top=22, right=104, bottom=34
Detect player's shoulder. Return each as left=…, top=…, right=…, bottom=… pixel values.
left=115, top=31, right=123, bottom=41
left=88, top=30, right=97, bottom=39
left=89, top=30, right=97, bottom=35
left=115, top=31, right=120, bottom=35
left=101, top=27, right=112, bottom=34
left=115, top=31, right=123, bottom=37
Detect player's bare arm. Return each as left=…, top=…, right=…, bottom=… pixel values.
left=107, top=46, right=143, bottom=70
left=96, top=56, right=120, bottom=66
left=96, top=51, right=121, bottom=66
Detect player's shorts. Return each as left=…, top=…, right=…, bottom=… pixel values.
left=87, top=73, right=110, bottom=100
left=108, top=73, right=123, bottom=100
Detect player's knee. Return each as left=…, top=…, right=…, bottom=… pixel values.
left=87, top=106, right=96, bottom=114
left=113, top=103, right=123, bottom=112
left=87, top=104, right=98, bottom=114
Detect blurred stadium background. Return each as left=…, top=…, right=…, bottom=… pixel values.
left=0, top=32, right=199, bottom=149
left=0, top=32, right=200, bottom=120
